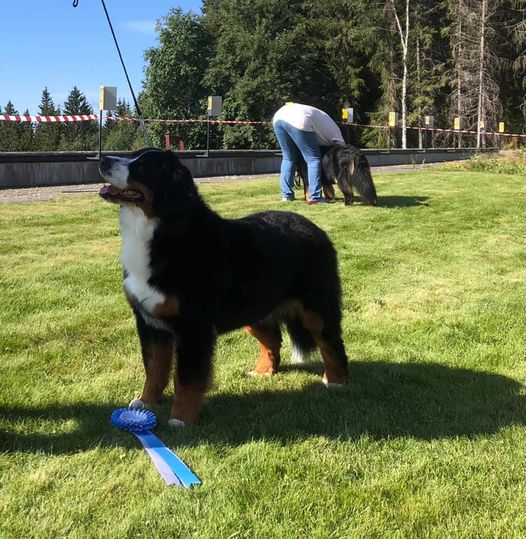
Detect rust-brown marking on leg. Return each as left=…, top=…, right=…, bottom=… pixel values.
left=245, top=325, right=282, bottom=375
left=170, top=382, right=206, bottom=425
left=302, top=309, right=348, bottom=384
left=140, top=339, right=174, bottom=404
left=152, top=295, right=180, bottom=318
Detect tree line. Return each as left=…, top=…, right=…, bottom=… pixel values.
left=0, top=86, right=142, bottom=152
left=141, top=0, right=524, bottom=149
left=1, top=0, right=524, bottom=152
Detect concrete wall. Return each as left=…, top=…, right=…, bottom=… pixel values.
left=0, top=148, right=495, bottom=189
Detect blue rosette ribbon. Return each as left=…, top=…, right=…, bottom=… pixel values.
left=111, top=408, right=201, bottom=488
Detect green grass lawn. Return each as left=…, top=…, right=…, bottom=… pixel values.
left=1, top=169, right=524, bottom=538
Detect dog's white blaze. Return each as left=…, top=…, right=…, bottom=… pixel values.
left=120, top=206, right=165, bottom=314
left=105, top=156, right=132, bottom=189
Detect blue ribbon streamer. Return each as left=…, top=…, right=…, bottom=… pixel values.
left=137, top=432, right=201, bottom=488
left=111, top=408, right=201, bottom=488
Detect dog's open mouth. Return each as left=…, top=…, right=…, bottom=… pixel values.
left=99, top=185, right=144, bottom=203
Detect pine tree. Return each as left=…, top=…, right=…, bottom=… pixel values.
left=0, top=101, right=32, bottom=152
left=17, top=109, right=34, bottom=151
left=59, top=86, right=98, bottom=150
left=34, top=87, right=61, bottom=151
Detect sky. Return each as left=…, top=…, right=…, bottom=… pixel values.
left=0, top=0, right=202, bottom=115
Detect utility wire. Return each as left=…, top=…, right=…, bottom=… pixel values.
left=73, top=0, right=153, bottom=147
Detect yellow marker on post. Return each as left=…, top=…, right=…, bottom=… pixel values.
left=498, top=122, right=505, bottom=133
left=388, top=112, right=399, bottom=127
left=453, top=117, right=461, bottom=130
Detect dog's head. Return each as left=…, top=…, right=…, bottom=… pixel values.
left=99, top=149, right=198, bottom=217
left=333, top=145, right=377, bottom=206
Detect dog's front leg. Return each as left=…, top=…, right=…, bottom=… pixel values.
left=168, top=317, right=216, bottom=428
left=130, top=313, right=174, bottom=410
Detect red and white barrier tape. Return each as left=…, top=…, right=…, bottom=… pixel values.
left=110, top=116, right=525, bottom=138
left=1, top=113, right=524, bottom=138
left=339, top=122, right=526, bottom=139
left=106, top=116, right=269, bottom=125
left=0, top=113, right=98, bottom=123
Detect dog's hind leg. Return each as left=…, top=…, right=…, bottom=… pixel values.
left=245, top=321, right=282, bottom=376
left=301, top=308, right=348, bottom=386
left=130, top=314, right=174, bottom=409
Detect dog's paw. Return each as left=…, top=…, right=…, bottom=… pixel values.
left=322, top=374, right=347, bottom=388
left=129, top=398, right=150, bottom=410
left=247, top=370, right=272, bottom=377
left=168, top=418, right=186, bottom=429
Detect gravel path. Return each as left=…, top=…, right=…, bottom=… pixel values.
left=0, top=163, right=441, bottom=203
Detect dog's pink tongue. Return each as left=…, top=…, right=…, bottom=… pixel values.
left=99, top=185, right=121, bottom=196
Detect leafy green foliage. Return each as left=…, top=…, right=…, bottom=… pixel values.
left=141, top=8, right=213, bottom=148
left=440, top=151, right=526, bottom=174
left=103, top=99, right=140, bottom=151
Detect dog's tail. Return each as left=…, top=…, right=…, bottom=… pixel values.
left=349, top=150, right=377, bottom=205
left=285, top=318, right=316, bottom=364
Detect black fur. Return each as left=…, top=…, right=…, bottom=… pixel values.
left=99, top=149, right=348, bottom=424
left=297, top=144, right=377, bottom=205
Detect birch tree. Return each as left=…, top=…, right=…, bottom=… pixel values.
left=447, top=0, right=503, bottom=148
left=388, top=0, right=410, bottom=148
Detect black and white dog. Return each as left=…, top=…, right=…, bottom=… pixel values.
left=298, top=144, right=378, bottom=205
left=99, top=149, right=348, bottom=427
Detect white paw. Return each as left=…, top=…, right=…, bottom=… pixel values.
left=322, top=375, right=346, bottom=388
left=291, top=344, right=305, bottom=364
left=168, top=418, right=186, bottom=429
left=247, top=370, right=272, bottom=377
left=129, top=398, right=150, bottom=409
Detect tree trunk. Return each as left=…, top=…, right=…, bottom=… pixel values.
left=476, top=0, right=487, bottom=149
left=416, top=31, right=422, bottom=149
left=457, top=2, right=462, bottom=149
left=390, top=0, right=410, bottom=149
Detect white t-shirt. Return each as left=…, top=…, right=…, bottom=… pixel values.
left=273, top=103, right=344, bottom=146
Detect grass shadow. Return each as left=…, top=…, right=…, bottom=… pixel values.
left=1, top=361, right=524, bottom=454
left=376, top=195, right=429, bottom=208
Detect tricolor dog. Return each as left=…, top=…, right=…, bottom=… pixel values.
left=99, top=149, right=348, bottom=427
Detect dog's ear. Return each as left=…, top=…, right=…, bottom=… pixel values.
left=156, top=151, right=199, bottom=217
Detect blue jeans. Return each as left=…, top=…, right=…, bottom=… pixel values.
left=273, top=120, right=322, bottom=201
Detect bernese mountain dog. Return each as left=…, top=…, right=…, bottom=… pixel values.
left=99, top=149, right=348, bottom=427
left=297, top=144, right=378, bottom=205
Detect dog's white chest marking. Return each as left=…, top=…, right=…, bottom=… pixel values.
left=120, top=207, right=165, bottom=315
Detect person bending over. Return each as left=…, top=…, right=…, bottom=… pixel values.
left=273, top=103, right=344, bottom=205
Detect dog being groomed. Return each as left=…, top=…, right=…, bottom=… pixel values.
left=99, top=149, right=348, bottom=427
left=297, top=144, right=378, bottom=205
